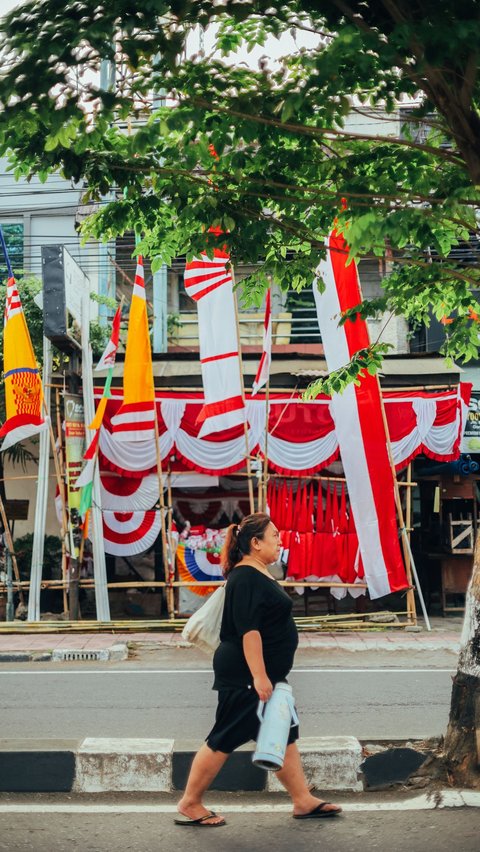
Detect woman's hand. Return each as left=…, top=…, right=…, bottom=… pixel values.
left=254, top=675, right=273, bottom=702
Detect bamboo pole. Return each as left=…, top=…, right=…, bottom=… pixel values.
left=125, top=384, right=456, bottom=394
left=45, top=396, right=72, bottom=613
left=221, top=470, right=417, bottom=487
left=153, top=404, right=175, bottom=619
left=376, top=380, right=431, bottom=628
left=166, top=462, right=176, bottom=618
left=55, top=388, right=69, bottom=614
left=232, top=271, right=255, bottom=514
left=262, top=378, right=270, bottom=513
left=0, top=495, right=24, bottom=604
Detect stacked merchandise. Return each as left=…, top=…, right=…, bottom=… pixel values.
left=176, top=526, right=226, bottom=597
left=268, top=480, right=366, bottom=599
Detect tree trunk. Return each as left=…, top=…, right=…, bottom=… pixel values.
left=444, top=533, right=480, bottom=787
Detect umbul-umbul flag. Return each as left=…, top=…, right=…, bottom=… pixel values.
left=184, top=239, right=246, bottom=437
left=313, top=229, right=408, bottom=599
left=0, top=275, right=48, bottom=451
left=252, top=288, right=272, bottom=395
left=90, top=303, right=121, bottom=431
left=95, top=304, right=121, bottom=372
left=111, top=256, right=156, bottom=441
left=75, top=428, right=99, bottom=516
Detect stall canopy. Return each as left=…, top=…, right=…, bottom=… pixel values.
left=96, top=385, right=471, bottom=480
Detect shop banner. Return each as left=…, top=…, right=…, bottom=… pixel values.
left=64, top=394, right=85, bottom=514
left=461, top=390, right=480, bottom=453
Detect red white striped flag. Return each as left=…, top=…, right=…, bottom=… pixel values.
left=184, top=245, right=246, bottom=437
left=313, top=229, right=408, bottom=599
left=95, top=304, right=121, bottom=372
left=252, top=288, right=272, bottom=396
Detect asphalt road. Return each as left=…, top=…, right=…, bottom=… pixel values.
left=0, top=801, right=477, bottom=852
left=0, top=648, right=456, bottom=740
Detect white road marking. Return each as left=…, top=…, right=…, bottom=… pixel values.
left=0, top=791, right=478, bottom=813
left=0, top=668, right=455, bottom=676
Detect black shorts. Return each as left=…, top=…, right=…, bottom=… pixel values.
left=206, top=686, right=300, bottom=754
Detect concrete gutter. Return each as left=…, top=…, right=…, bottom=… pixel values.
left=0, top=644, right=128, bottom=664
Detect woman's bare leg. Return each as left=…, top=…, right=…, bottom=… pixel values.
left=177, top=743, right=229, bottom=825
left=275, top=743, right=342, bottom=816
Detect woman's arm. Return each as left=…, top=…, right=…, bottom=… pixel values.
left=243, top=630, right=273, bottom=701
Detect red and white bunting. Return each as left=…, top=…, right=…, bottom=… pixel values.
left=313, top=229, right=408, bottom=599
left=184, top=247, right=246, bottom=437
left=102, top=510, right=162, bottom=556
left=252, top=288, right=272, bottom=396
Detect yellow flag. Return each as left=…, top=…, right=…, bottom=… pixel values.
left=110, top=257, right=155, bottom=441
left=0, top=277, right=47, bottom=451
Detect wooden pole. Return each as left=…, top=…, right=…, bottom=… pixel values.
left=153, top=404, right=175, bottom=619
left=55, top=388, right=69, bottom=613
left=377, top=379, right=423, bottom=627
left=262, top=378, right=270, bottom=513
left=406, top=460, right=413, bottom=539
left=45, top=398, right=71, bottom=612
left=232, top=271, right=255, bottom=513
left=166, top=461, right=176, bottom=619
left=0, top=495, right=24, bottom=604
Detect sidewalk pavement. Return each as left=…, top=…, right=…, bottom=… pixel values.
left=0, top=617, right=463, bottom=662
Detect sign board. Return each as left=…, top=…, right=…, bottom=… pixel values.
left=461, top=390, right=480, bottom=453
left=42, top=245, right=88, bottom=351
left=63, top=246, right=85, bottom=322
left=64, top=394, right=85, bottom=556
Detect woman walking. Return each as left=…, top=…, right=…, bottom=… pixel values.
left=175, top=512, right=342, bottom=827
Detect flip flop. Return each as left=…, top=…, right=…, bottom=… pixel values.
left=174, top=810, right=226, bottom=827
left=293, top=802, right=342, bottom=820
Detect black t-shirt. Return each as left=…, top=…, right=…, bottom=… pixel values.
left=212, top=564, right=299, bottom=690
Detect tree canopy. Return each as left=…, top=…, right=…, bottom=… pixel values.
left=0, top=0, right=479, bottom=390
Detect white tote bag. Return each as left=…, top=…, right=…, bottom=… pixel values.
left=181, top=585, right=225, bottom=654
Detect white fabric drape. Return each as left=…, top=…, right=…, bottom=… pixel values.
left=100, top=390, right=467, bottom=475
left=267, top=431, right=339, bottom=473
left=100, top=475, right=159, bottom=511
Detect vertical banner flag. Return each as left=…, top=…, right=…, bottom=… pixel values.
left=184, top=241, right=246, bottom=436
left=0, top=276, right=48, bottom=451
left=252, top=288, right=272, bottom=395
left=64, top=393, right=86, bottom=531
left=76, top=303, right=122, bottom=513
left=90, top=303, right=122, bottom=430
left=111, top=256, right=156, bottom=441
left=313, top=229, right=408, bottom=599
left=95, top=305, right=121, bottom=372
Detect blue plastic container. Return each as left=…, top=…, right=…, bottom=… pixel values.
left=252, top=682, right=299, bottom=771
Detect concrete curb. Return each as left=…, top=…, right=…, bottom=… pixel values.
left=0, top=737, right=364, bottom=794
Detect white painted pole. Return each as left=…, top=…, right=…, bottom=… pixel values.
left=81, top=280, right=111, bottom=621
left=28, top=335, right=52, bottom=622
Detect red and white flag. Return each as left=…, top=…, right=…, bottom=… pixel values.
left=252, top=288, right=272, bottom=396
left=184, top=245, right=246, bottom=437
left=313, top=229, right=408, bottom=599
left=95, top=305, right=121, bottom=372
